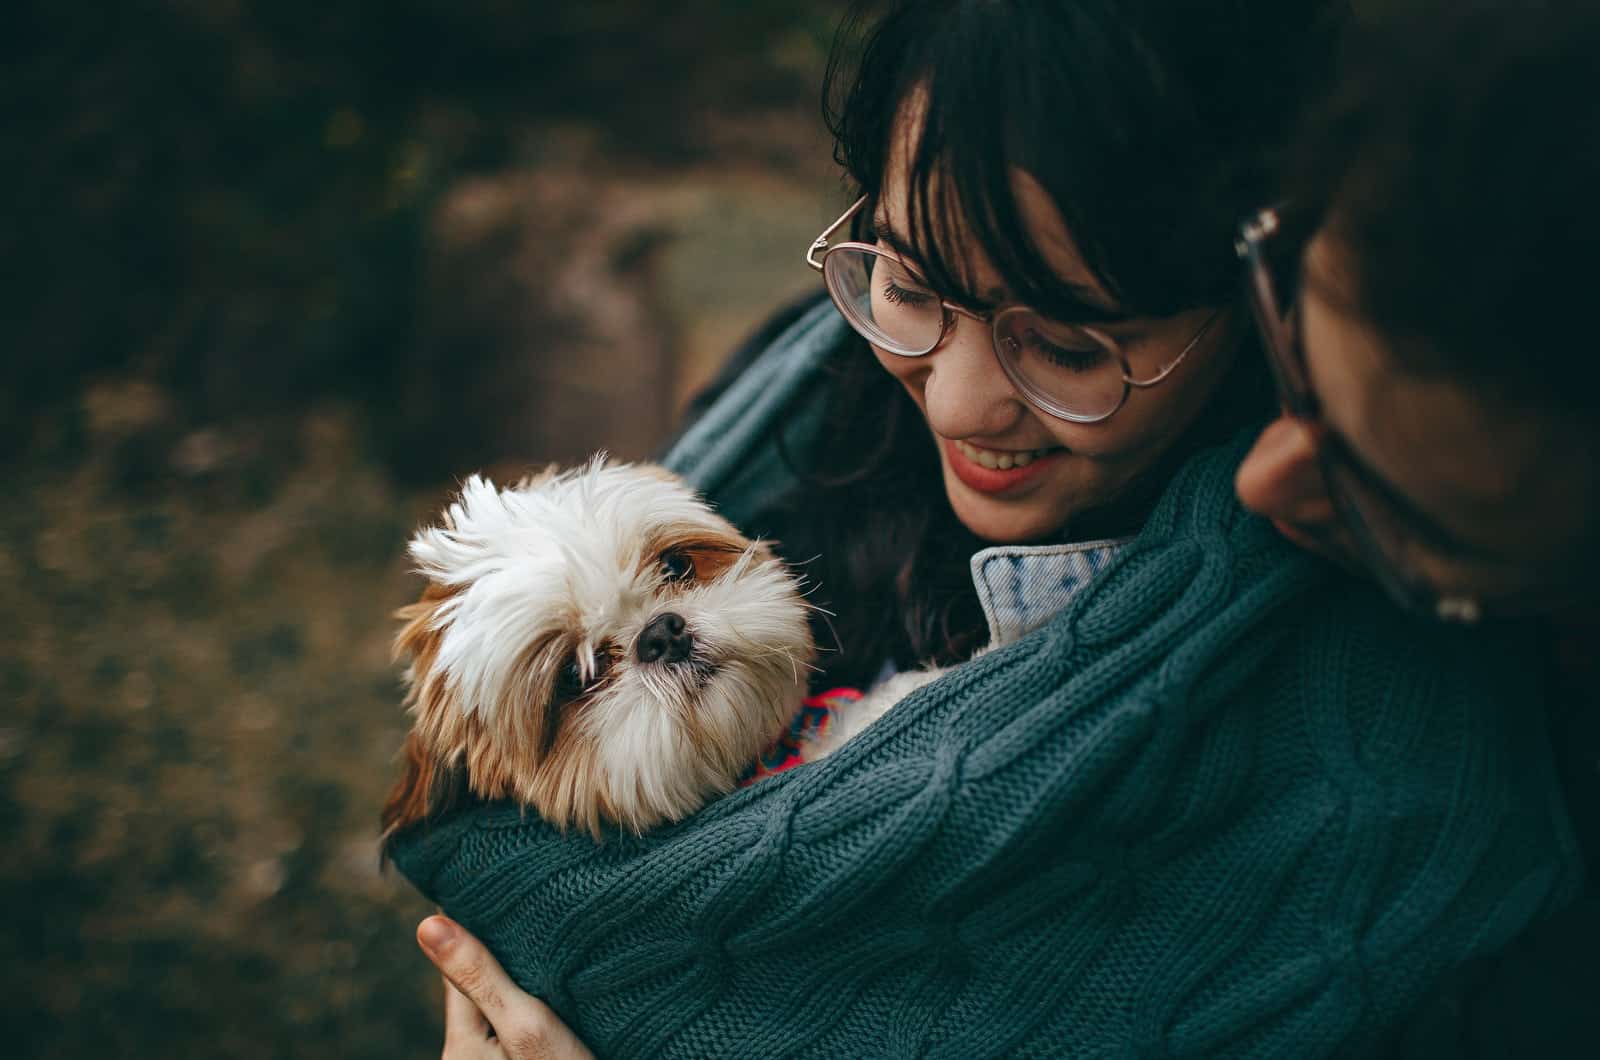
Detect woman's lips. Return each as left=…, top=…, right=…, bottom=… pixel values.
left=944, top=437, right=1065, bottom=494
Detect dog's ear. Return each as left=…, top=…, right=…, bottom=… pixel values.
left=380, top=731, right=469, bottom=859
left=393, top=579, right=454, bottom=666
left=383, top=579, right=469, bottom=863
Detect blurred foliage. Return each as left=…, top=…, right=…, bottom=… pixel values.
left=1, top=0, right=846, bottom=466
left=0, top=2, right=845, bottom=1057
left=1, top=394, right=446, bottom=1058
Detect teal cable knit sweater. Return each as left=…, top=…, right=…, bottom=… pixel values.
left=391, top=303, right=1581, bottom=1058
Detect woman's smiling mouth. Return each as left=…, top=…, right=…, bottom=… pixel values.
left=945, top=438, right=1066, bottom=494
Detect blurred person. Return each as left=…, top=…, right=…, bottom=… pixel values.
left=1231, top=1, right=1599, bottom=1055
left=1234, top=1, right=1599, bottom=627
left=389, top=1, right=1580, bottom=1055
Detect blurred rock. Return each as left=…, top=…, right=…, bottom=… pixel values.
left=171, top=429, right=232, bottom=477
left=396, top=167, right=679, bottom=477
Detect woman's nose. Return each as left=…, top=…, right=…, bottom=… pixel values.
left=919, top=315, right=1027, bottom=438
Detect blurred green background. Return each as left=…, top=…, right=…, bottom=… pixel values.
left=1, top=2, right=848, bottom=1056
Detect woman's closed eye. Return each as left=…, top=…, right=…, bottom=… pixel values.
left=881, top=278, right=937, bottom=307
left=1022, top=328, right=1108, bottom=373
left=872, top=247, right=939, bottom=306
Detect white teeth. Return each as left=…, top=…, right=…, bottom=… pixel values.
left=955, top=439, right=1052, bottom=470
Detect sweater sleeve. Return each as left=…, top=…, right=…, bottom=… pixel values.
left=388, top=444, right=1581, bottom=1059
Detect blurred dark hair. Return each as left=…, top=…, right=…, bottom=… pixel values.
left=759, top=0, right=1341, bottom=688
left=1294, top=0, right=1600, bottom=415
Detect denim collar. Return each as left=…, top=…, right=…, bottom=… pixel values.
left=971, top=538, right=1130, bottom=648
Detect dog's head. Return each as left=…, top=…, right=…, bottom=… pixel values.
left=381, top=460, right=813, bottom=841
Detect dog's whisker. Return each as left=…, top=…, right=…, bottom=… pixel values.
left=762, top=643, right=801, bottom=684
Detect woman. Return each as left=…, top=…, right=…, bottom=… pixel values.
left=390, top=2, right=1578, bottom=1056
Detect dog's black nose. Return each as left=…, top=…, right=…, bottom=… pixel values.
left=636, top=612, right=693, bottom=664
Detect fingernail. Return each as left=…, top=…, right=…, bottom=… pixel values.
left=417, top=916, right=457, bottom=955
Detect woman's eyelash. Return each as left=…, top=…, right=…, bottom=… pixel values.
left=1026, top=332, right=1105, bottom=372
left=881, top=279, right=935, bottom=306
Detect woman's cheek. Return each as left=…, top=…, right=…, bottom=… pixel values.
left=871, top=343, right=917, bottom=388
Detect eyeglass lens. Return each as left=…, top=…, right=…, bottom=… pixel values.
left=822, top=246, right=1129, bottom=419
left=822, top=247, right=943, bottom=355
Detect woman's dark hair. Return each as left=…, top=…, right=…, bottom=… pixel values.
left=761, top=0, right=1344, bottom=688
left=1292, top=0, right=1600, bottom=416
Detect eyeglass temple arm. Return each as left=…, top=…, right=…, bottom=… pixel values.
left=1235, top=208, right=1280, bottom=256
left=1124, top=311, right=1221, bottom=389
left=1234, top=206, right=1322, bottom=418
left=806, top=195, right=869, bottom=270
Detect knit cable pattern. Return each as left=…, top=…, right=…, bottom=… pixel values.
left=391, top=442, right=1581, bottom=1059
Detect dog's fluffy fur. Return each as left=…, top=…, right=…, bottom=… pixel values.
left=381, top=460, right=818, bottom=840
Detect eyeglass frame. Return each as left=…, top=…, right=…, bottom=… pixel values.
left=807, top=195, right=1219, bottom=425
left=1235, top=205, right=1489, bottom=623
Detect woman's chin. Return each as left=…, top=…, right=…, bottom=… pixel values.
left=941, top=463, right=1077, bottom=544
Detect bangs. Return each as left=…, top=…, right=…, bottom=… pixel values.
left=902, top=1, right=1156, bottom=324
left=898, top=43, right=1135, bottom=325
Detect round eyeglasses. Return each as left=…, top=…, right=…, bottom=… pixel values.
left=806, top=195, right=1219, bottom=424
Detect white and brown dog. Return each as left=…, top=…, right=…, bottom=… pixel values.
left=382, top=460, right=831, bottom=841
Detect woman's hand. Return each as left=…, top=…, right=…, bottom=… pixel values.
left=417, top=915, right=596, bottom=1060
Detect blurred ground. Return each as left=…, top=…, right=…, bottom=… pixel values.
left=1, top=2, right=848, bottom=1056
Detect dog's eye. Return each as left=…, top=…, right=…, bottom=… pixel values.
left=659, top=548, right=695, bottom=582
left=555, top=659, right=585, bottom=701
left=555, top=652, right=612, bottom=702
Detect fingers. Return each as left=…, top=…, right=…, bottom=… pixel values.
left=417, top=916, right=595, bottom=1060
left=419, top=916, right=519, bottom=1027
left=442, top=976, right=492, bottom=1047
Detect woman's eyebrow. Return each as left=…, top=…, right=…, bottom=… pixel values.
left=871, top=213, right=1131, bottom=323
left=870, top=215, right=920, bottom=262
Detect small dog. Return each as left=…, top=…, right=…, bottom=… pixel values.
left=381, top=459, right=824, bottom=841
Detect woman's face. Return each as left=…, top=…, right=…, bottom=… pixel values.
left=870, top=161, right=1238, bottom=544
